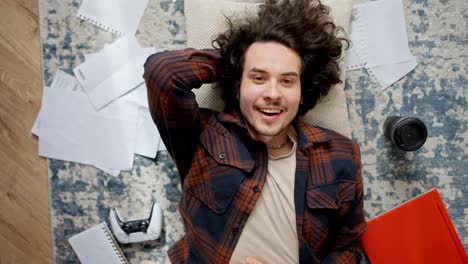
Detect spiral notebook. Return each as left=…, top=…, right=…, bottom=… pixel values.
left=77, top=0, right=149, bottom=36
left=68, top=222, right=129, bottom=264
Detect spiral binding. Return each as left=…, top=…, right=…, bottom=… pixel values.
left=77, top=13, right=124, bottom=36
left=101, top=223, right=129, bottom=264
left=346, top=7, right=366, bottom=71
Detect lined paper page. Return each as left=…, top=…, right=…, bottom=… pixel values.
left=77, top=0, right=149, bottom=35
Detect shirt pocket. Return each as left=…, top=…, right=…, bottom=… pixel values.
left=187, top=164, right=247, bottom=214
left=185, top=124, right=255, bottom=214
left=306, top=180, right=356, bottom=210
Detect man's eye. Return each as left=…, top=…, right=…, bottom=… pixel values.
left=282, top=79, right=295, bottom=85
left=253, top=76, right=265, bottom=82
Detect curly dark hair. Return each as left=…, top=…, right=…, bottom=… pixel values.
left=213, top=0, right=348, bottom=116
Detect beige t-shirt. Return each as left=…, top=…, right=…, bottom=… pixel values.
left=230, top=129, right=299, bottom=264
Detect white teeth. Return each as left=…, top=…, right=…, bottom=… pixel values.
left=259, top=108, right=281, bottom=114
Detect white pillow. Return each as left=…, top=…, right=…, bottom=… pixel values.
left=185, top=0, right=352, bottom=138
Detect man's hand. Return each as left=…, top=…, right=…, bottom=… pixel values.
left=245, top=256, right=264, bottom=264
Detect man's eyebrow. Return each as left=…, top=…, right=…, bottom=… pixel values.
left=281, top=72, right=299, bottom=77
left=248, top=67, right=299, bottom=77
left=248, top=68, right=268, bottom=74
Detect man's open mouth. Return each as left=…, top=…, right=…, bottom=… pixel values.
left=257, top=108, right=283, bottom=116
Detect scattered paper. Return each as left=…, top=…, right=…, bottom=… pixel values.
left=345, top=0, right=417, bottom=89
left=73, top=35, right=154, bottom=110
left=367, top=59, right=418, bottom=89
left=77, top=0, right=149, bottom=36
left=68, top=222, right=128, bottom=263
left=95, top=166, right=121, bottom=177
left=120, top=83, right=149, bottom=109
left=134, top=107, right=160, bottom=158
left=158, top=139, right=167, bottom=152
left=34, top=71, right=139, bottom=171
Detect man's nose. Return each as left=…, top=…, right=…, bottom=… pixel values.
left=263, top=80, right=281, bottom=100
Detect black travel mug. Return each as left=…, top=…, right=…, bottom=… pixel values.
left=383, top=116, right=428, bottom=151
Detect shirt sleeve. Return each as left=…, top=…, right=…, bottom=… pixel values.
left=143, top=48, right=221, bottom=183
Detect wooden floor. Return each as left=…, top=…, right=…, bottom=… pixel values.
left=0, top=0, right=53, bottom=263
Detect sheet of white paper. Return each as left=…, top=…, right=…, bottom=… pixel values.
left=94, top=165, right=121, bottom=177
left=369, top=57, right=418, bottom=90
left=76, top=53, right=156, bottom=158
left=120, top=83, right=149, bottom=109
left=36, top=115, right=122, bottom=176
left=39, top=98, right=138, bottom=170
left=134, top=107, right=160, bottom=158
left=353, top=0, right=413, bottom=68
left=33, top=72, right=128, bottom=175
left=34, top=71, right=160, bottom=172
left=36, top=106, right=123, bottom=176
left=158, top=139, right=167, bottom=152
left=84, top=52, right=150, bottom=109
left=38, top=71, right=139, bottom=170
left=33, top=70, right=78, bottom=136
left=73, top=36, right=140, bottom=91
left=31, top=84, right=50, bottom=136
left=74, top=36, right=154, bottom=110
left=77, top=0, right=149, bottom=36
left=345, top=0, right=418, bottom=88
left=344, top=8, right=366, bottom=70
left=87, top=50, right=153, bottom=109
left=344, top=44, right=364, bottom=70
left=32, top=113, right=40, bottom=136
left=50, top=70, right=82, bottom=91
left=35, top=108, right=122, bottom=177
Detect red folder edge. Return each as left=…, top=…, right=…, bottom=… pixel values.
left=436, top=199, right=467, bottom=262
left=361, top=188, right=468, bottom=264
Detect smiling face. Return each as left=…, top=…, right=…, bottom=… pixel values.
left=239, top=41, right=302, bottom=145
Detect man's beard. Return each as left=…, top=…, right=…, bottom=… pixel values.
left=245, top=117, right=287, bottom=139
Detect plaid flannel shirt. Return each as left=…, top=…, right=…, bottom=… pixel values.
left=144, top=49, right=367, bottom=264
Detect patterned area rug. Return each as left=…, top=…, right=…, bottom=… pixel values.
left=39, top=0, right=467, bottom=263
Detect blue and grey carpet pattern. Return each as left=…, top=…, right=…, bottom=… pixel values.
left=39, top=0, right=466, bottom=262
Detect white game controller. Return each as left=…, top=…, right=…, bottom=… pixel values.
left=110, top=202, right=162, bottom=244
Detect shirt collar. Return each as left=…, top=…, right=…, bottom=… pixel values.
left=294, top=120, right=332, bottom=149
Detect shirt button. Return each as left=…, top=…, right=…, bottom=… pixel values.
left=218, top=153, right=225, bottom=160
left=252, top=185, right=260, bottom=193
left=232, top=227, right=239, bottom=235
